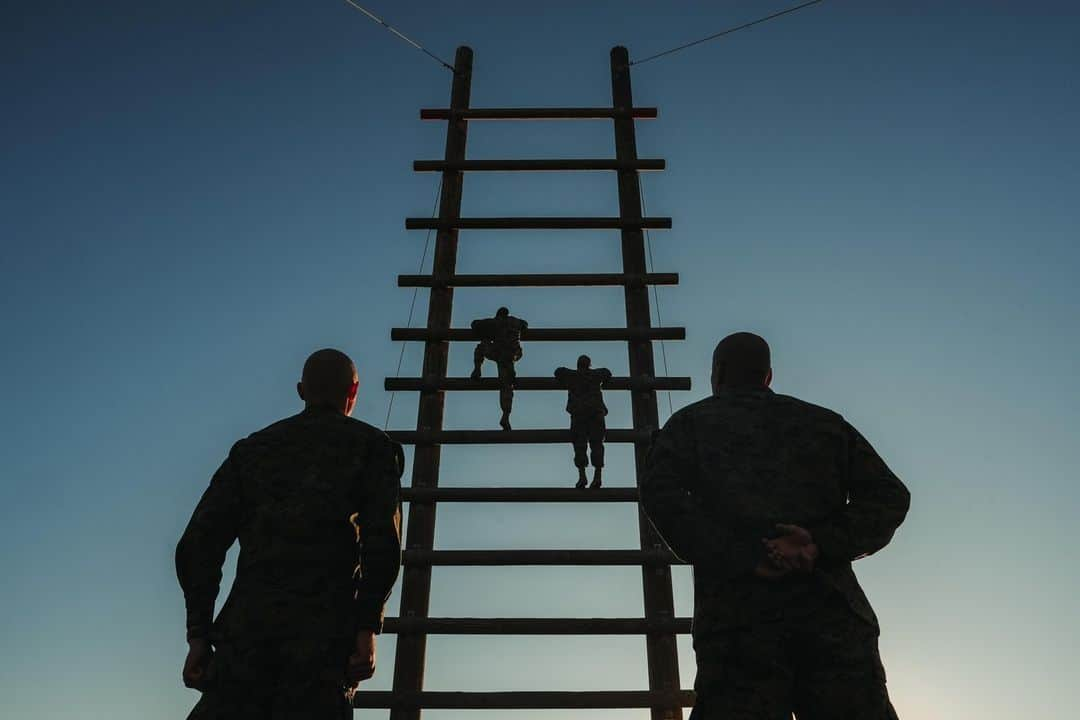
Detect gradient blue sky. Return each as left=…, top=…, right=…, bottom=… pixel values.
left=2, top=1, right=1078, bottom=718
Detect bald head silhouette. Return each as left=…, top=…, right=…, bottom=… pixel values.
left=711, top=332, right=772, bottom=394
left=297, top=348, right=359, bottom=415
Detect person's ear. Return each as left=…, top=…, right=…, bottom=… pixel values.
left=296, top=382, right=305, bottom=402
left=711, top=362, right=723, bottom=395
left=764, top=368, right=773, bottom=388
left=348, top=381, right=359, bottom=401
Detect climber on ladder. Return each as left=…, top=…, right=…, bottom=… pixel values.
left=554, top=354, right=612, bottom=488
left=470, top=306, right=528, bottom=430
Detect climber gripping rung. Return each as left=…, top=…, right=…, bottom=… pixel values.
left=398, top=272, right=679, bottom=287
left=384, top=376, right=690, bottom=392
left=383, top=616, right=692, bottom=635
left=401, top=487, right=640, bottom=503
left=405, top=216, right=671, bottom=230
left=354, top=690, right=694, bottom=709
left=420, top=106, right=658, bottom=121
left=391, top=327, right=685, bottom=342
left=401, top=549, right=683, bottom=566
left=388, top=429, right=653, bottom=445
left=414, top=159, right=664, bottom=172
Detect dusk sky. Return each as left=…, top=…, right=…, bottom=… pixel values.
left=2, top=1, right=1078, bottom=718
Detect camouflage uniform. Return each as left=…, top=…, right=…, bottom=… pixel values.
left=471, top=313, right=528, bottom=417
left=553, top=365, right=612, bottom=469
left=176, top=406, right=403, bottom=720
left=642, top=388, right=910, bottom=720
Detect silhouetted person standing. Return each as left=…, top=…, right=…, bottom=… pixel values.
left=642, top=332, right=909, bottom=720
left=176, top=348, right=403, bottom=719
left=471, top=306, right=528, bottom=430
left=554, top=355, right=612, bottom=488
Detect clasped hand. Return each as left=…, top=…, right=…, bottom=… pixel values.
left=754, top=523, right=819, bottom=580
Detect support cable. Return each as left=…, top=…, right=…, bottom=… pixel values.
left=638, top=175, right=675, bottom=420
left=384, top=178, right=443, bottom=430
left=631, top=0, right=824, bottom=66
left=341, top=0, right=455, bottom=72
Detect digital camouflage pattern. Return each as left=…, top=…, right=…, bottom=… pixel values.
left=691, top=592, right=899, bottom=720
left=554, top=365, right=612, bottom=468
left=642, top=387, right=909, bottom=719
left=176, top=406, right=403, bottom=719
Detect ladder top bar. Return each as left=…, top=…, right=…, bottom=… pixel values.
left=382, top=616, right=692, bottom=635
left=414, top=159, right=664, bottom=172
left=420, top=107, right=658, bottom=120
left=398, top=272, right=679, bottom=288
left=401, top=486, right=640, bottom=503
left=354, top=690, right=694, bottom=709
left=385, top=376, right=690, bottom=392
left=405, top=217, right=672, bottom=230
left=402, top=549, right=684, bottom=566
left=391, top=327, right=685, bottom=342
left=354, top=690, right=691, bottom=712
left=389, top=429, right=654, bottom=445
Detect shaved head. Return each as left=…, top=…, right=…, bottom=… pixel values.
left=299, top=348, right=358, bottom=412
left=712, top=332, right=772, bottom=393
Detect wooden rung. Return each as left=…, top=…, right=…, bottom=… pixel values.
left=419, top=107, right=659, bottom=121
left=354, top=690, right=694, bottom=709
left=413, top=159, right=664, bottom=172
left=402, top=487, right=639, bottom=503
left=405, top=217, right=672, bottom=230
left=398, top=272, right=679, bottom=287
left=401, top=549, right=683, bottom=566
left=385, top=376, right=690, bottom=392
left=391, top=327, right=685, bottom=342
left=383, top=616, right=692, bottom=635
left=388, top=429, right=653, bottom=445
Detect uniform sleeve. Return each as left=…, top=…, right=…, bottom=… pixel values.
left=598, top=369, right=613, bottom=384
left=810, top=424, right=911, bottom=563
left=353, top=437, right=404, bottom=634
left=641, top=412, right=763, bottom=579
left=175, top=444, right=242, bottom=641
left=554, top=367, right=570, bottom=380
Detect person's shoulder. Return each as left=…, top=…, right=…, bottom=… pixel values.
left=340, top=415, right=391, bottom=440
left=665, top=396, right=714, bottom=424
left=338, top=415, right=402, bottom=455
left=238, top=412, right=304, bottom=445
left=768, top=392, right=846, bottom=427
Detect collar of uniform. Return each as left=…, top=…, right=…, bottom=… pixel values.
left=302, top=404, right=343, bottom=415
left=713, top=385, right=773, bottom=396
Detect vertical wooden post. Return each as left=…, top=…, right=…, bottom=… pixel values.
left=389, top=45, right=473, bottom=720
left=611, top=45, right=683, bottom=720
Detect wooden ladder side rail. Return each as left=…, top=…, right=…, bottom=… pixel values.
left=420, top=107, right=658, bottom=120
left=611, top=45, right=684, bottom=720
left=387, top=46, right=472, bottom=720
left=357, top=690, right=695, bottom=710
left=398, top=272, right=679, bottom=287
left=384, top=617, right=692, bottom=634
left=385, top=376, right=691, bottom=391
